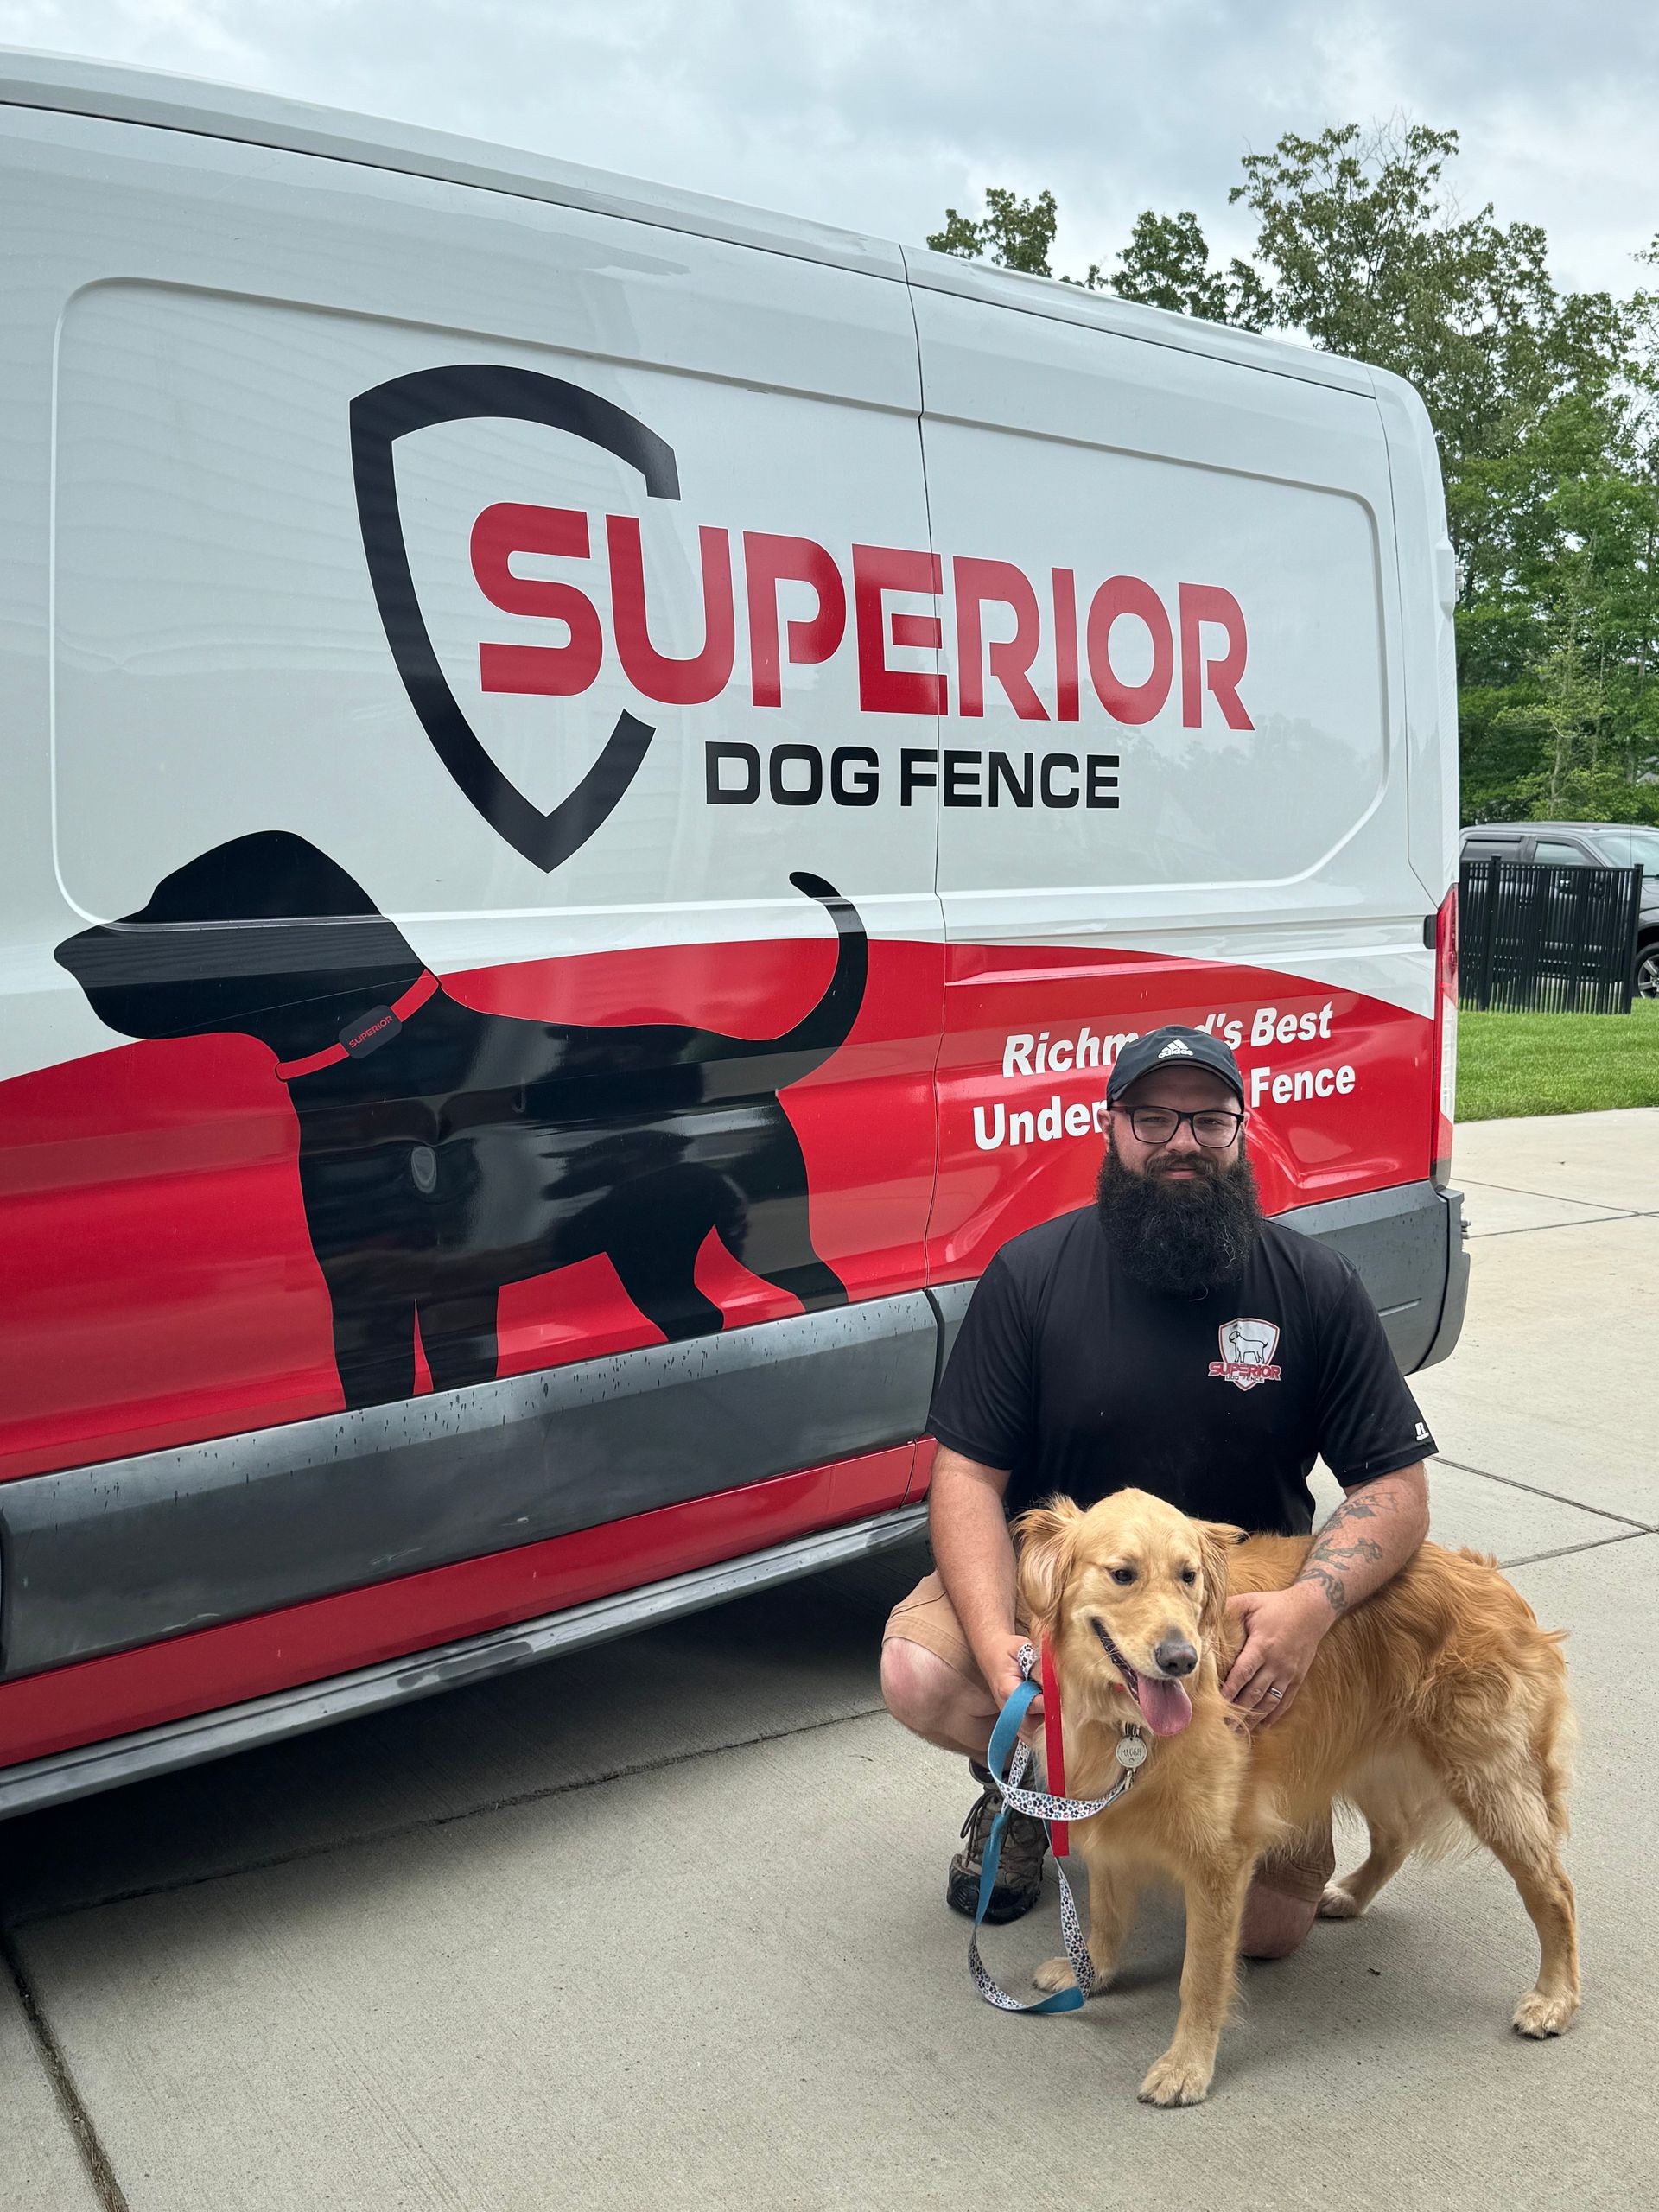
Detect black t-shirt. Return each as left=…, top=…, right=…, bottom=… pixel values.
left=930, top=1206, right=1434, bottom=1535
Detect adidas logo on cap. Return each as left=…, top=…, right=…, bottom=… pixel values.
left=1158, top=1039, right=1195, bottom=1058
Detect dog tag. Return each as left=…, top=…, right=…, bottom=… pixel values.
left=1115, top=1732, right=1147, bottom=1770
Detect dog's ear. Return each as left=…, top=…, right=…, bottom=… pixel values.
left=1012, top=1497, right=1084, bottom=1631
left=1194, top=1520, right=1247, bottom=1643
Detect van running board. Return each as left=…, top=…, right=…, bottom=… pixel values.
left=0, top=1503, right=927, bottom=1822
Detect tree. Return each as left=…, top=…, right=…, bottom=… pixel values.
left=1456, top=390, right=1659, bottom=819
left=1109, top=208, right=1271, bottom=329
left=1230, top=124, right=1630, bottom=508
left=928, top=127, right=1659, bottom=822
left=1490, top=563, right=1606, bottom=813
left=1233, top=129, right=1658, bottom=819
left=926, top=188, right=1059, bottom=277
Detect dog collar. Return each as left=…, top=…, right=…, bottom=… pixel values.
left=273, top=970, right=439, bottom=1081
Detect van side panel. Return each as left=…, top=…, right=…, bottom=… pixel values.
left=0, top=111, right=944, bottom=1506
left=1370, top=369, right=1461, bottom=917
left=0, top=107, right=957, bottom=1751
left=906, top=276, right=1446, bottom=1338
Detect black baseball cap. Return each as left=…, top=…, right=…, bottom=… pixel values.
left=1106, top=1025, right=1246, bottom=1108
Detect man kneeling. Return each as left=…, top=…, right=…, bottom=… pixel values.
left=880, top=1026, right=1432, bottom=1957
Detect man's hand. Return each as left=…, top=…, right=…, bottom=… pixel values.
left=1221, top=1585, right=1332, bottom=1729
left=980, top=1629, right=1042, bottom=1720
left=1224, top=1469, right=1431, bottom=1730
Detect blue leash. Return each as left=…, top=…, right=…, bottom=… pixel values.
left=969, top=1642, right=1145, bottom=2014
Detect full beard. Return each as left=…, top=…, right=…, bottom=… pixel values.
left=1094, top=1140, right=1264, bottom=1296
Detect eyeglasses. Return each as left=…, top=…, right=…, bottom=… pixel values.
left=1119, top=1105, right=1244, bottom=1148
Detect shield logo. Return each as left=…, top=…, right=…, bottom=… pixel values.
left=1214, top=1316, right=1281, bottom=1391
left=350, top=364, right=679, bottom=872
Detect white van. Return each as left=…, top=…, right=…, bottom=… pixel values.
left=0, top=54, right=1465, bottom=1815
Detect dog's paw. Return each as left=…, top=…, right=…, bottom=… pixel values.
left=1512, top=1990, right=1580, bottom=2039
left=1317, top=1881, right=1363, bottom=1920
left=1033, top=1955, right=1077, bottom=1994
left=1137, top=2050, right=1213, bottom=2107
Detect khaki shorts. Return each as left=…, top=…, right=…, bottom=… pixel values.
left=883, top=1570, right=1335, bottom=1905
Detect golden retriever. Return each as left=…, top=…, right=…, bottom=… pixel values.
left=1014, top=1489, right=1579, bottom=2107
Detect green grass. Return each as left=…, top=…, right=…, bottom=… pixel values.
left=1457, top=998, right=1659, bottom=1121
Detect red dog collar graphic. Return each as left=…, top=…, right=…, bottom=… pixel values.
left=274, top=969, right=439, bottom=1080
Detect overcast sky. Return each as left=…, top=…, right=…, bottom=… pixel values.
left=3, top=2, right=1656, bottom=297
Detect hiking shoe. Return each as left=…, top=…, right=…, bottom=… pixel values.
left=946, top=1759, right=1049, bottom=1923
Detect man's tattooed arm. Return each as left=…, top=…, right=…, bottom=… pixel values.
left=1293, top=1465, right=1430, bottom=1620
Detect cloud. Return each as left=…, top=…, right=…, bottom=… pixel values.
left=2, top=0, right=1655, bottom=293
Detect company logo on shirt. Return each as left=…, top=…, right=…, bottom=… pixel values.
left=1209, top=1316, right=1282, bottom=1391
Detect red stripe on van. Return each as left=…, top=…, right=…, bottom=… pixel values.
left=0, top=935, right=944, bottom=1483
left=0, top=1441, right=918, bottom=1773
left=0, top=934, right=1431, bottom=1484
left=928, top=941, right=1433, bottom=1281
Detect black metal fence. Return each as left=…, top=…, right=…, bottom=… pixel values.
left=1459, top=857, right=1644, bottom=1014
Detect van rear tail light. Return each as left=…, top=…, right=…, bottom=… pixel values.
left=1431, top=886, right=1458, bottom=1188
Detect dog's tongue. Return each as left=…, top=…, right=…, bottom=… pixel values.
left=1132, top=1672, right=1192, bottom=1737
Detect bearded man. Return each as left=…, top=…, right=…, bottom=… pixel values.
left=880, top=1025, right=1433, bottom=1958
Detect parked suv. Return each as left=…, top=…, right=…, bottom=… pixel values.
left=1460, top=822, right=1659, bottom=998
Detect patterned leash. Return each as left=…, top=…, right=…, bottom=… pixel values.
left=969, top=1640, right=1147, bottom=2014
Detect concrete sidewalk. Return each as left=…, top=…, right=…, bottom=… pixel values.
left=2, top=1112, right=1656, bottom=2210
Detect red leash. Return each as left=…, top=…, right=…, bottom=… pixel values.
left=1040, top=1638, right=1068, bottom=1857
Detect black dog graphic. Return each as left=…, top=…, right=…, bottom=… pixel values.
left=57, top=833, right=867, bottom=1410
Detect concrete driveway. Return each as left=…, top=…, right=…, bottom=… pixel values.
left=2, top=1110, right=1655, bottom=2211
